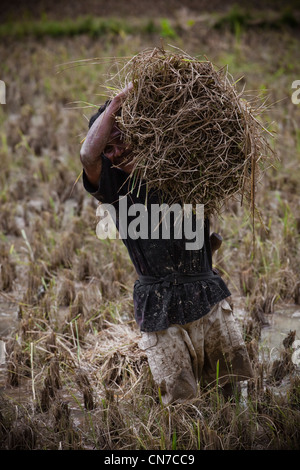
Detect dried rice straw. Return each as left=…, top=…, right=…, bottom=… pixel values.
left=113, top=47, right=273, bottom=220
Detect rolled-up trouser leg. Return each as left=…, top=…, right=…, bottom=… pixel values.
left=139, top=300, right=253, bottom=404
left=200, top=299, right=254, bottom=387
left=139, top=326, right=198, bottom=405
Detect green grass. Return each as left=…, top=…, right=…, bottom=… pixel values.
left=0, top=16, right=167, bottom=39
left=214, top=4, right=300, bottom=32
left=0, top=8, right=299, bottom=41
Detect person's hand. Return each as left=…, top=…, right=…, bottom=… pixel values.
left=113, top=82, right=134, bottom=107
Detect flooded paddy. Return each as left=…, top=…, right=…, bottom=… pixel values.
left=0, top=2, right=300, bottom=450
left=261, top=305, right=300, bottom=353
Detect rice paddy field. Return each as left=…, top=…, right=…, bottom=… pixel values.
left=0, top=1, right=300, bottom=451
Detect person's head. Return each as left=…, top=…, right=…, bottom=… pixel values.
left=103, top=122, right=132, bottom=163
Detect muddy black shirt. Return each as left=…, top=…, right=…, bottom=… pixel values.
left=82, top=115, right=231, bottom=332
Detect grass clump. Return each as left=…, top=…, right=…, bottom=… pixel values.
left=117, top=47, right=272, bottom=216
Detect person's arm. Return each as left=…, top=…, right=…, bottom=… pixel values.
left=80, top=84, right=132, bottom=187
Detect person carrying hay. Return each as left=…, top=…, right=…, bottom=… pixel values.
left=80, top=58, right=254, bottom=404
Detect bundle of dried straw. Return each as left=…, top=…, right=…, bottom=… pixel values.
left=115, top=47, right=272, bottom=216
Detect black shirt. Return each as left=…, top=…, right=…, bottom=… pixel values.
left=82, top=113, right=231, bottom=332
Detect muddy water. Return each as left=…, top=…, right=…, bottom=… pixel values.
left=260, top=304, right=300, bottom=354
left=231, top=298, right=299, bottom=356
left=0, top=301, right=19, bottom=338
left=0, top=299, right=18, bottom=366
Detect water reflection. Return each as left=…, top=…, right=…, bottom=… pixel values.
left=260, top=305, right=300, bottom=354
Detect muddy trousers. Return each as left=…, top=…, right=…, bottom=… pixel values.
left=139, top=300, right=253, bottom=405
